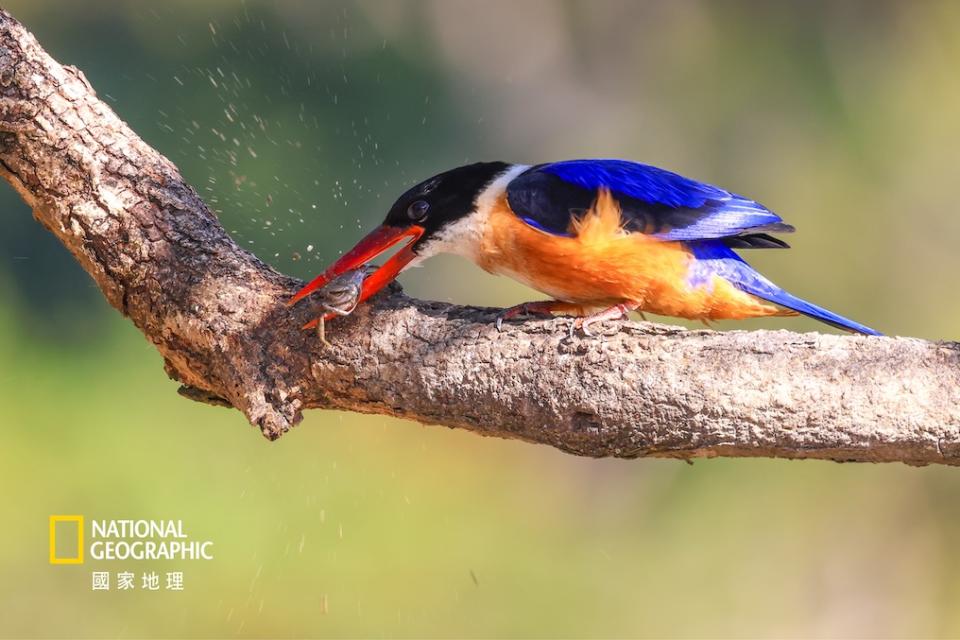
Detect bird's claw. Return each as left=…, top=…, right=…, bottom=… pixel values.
left=568, top=317, right=613, bottom=338
left=495, top=303, right=554, bottom=332
left=567, top=302, right=637, bottom=338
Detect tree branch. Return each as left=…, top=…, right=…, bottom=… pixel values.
left=1, top=10, right=958, bottom=465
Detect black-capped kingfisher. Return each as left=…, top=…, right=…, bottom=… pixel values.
left=289, top=159, right=880, bottom=336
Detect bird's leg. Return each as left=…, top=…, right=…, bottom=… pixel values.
left=572, top=301, right=641, bottom=337
left=496, top=300, right=585, bottom=332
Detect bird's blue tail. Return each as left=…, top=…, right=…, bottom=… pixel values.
left=688, top=243, right=882, bottom=336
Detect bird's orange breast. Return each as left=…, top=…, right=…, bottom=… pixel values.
left=476, top=190, right=789, bottom=321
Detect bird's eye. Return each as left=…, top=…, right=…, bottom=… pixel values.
left=407, top=200, right=430, bottom=221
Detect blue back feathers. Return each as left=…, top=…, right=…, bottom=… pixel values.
left=541, top=159, right=728, bottom=209
left=536, top=159, right=788, bottom=242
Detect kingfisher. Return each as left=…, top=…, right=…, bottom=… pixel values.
left=289, top=159, right=880, bottom=336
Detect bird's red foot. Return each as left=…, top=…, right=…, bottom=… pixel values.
left=572, top=301, right=641, bottom=337
left=495, top=301, right=585, bottom=332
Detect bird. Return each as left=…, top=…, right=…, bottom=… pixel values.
left=289, top=159, right=880, bottom=336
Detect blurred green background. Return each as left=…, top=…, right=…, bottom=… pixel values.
left=2, top=1, right=960, bottom=637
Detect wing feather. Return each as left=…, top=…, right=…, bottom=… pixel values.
left=506, top=159, right=792, bottom=245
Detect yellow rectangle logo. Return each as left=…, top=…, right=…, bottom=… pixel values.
left=49, top=515, right=84, bottom=564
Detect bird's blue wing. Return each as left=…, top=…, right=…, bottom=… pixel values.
left=506, top=159, right=793, bottom=245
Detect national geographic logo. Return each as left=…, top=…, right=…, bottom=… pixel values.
left=49, top=516, right=215, bottom=564
left=49, top=516, right=214, bottom=592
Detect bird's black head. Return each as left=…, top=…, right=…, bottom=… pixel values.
left=288, top=161, right=511, bottom=306
left=382, top=161, right=510, bottom=246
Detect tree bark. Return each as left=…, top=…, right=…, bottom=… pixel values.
left=1, top=10, right=958, bottom=465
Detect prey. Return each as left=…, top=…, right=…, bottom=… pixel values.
left=305, top=266, right=375, bottom=347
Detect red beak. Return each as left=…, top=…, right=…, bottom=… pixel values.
left=289, top=224, right=424, bottom=309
